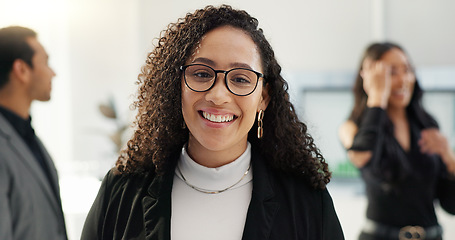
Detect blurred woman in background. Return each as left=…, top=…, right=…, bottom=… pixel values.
left=339, top=42, right=455, bottom=240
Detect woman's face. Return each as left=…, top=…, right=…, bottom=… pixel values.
left=381, top=48, right=416, bottom=109
left=181, top=25, right=269, bottom=166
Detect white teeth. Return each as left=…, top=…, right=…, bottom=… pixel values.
left=202, top=111, right=234, bottom=123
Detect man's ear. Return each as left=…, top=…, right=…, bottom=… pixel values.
left=11, top=59, right=31, bottom=84
left=259, top=83, right=271, bottom=111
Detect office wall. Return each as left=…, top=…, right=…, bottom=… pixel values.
left=2, top=0, right=455, bottom=177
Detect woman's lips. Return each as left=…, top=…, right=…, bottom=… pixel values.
left=200, top=111, right=236, bottom=123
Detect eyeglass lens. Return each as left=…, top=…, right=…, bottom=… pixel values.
left=184, top=64, right=259, bottom=96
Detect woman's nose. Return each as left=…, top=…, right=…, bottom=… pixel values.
left=204, top=74, right=231, bottom=105
left=394, top=71, right=409, bottom=86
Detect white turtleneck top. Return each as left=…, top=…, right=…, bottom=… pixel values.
left=171, top=142, right=253, bottom=240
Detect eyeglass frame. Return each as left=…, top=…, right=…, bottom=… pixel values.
left=180, top=64, right=265, bottom=96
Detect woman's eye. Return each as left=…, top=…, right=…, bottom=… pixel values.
left=193, top=71, right=213, bottom=79
left=390, top=67, right=398, bottom=76
left=230, top=76, right=251, bottom=84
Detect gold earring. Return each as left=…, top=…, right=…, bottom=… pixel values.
left=257, top=109, right=264, bottom=139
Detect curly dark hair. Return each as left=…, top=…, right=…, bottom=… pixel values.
left=116, top=5, right=331, bottom=189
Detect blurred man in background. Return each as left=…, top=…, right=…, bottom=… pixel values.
left=0, top=26, right=67, bottom=240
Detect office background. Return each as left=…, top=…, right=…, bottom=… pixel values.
left=2, top=0, right=455, bottom=239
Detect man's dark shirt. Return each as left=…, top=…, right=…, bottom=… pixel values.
left=0, top=105, right=57, bottom=195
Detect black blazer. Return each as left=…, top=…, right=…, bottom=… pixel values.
left=81, top=147, right=344, bottom=240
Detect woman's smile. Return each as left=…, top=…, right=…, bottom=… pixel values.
left=201, top=111, right=236, bottom=123
left=391, top=88, right=410, bottom=99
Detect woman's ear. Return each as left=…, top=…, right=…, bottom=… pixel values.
left=258, top=83, right=271, bottom=111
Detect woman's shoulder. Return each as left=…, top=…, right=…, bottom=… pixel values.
left=99, top=167, right=156, bottom=198
left=275, top=169, right=326, bottom=193
left=267, top=167, right=336, bottom=215
left=339, top=120, right=358, bottom=136
left=81, top=168, right=159, bottom=238
left=251, top=144, right=329, bottom=192
left=257, top=157, right=325, bottom=195
left=101, top=167, right=139, bottom=187
left=339, top=120, right=358, bottom=149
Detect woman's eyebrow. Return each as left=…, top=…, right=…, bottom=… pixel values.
left=191, top=57, right=215, bottom=66
left=192, top=57, right=253, bottom=70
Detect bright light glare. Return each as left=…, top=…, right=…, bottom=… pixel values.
left=0, top=0, right=66, bottom=29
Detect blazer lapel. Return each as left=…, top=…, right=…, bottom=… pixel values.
left=0, top=114, right=59, bottom=210
left=142, top=169, right=174, bottom=240
left=242, top=148, right=280, bottom=240
left=36, top=137, right=60, bottom=194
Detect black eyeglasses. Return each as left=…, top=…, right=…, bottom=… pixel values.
left=180, top=64, right=264, bottom=96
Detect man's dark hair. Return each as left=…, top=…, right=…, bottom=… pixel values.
left=0, top=26, right=37, bottom=89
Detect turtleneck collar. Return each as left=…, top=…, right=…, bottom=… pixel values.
left=176, top=142, right=252, bottom=192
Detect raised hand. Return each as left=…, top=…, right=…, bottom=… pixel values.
left=361, top=58, right=392, bottom=109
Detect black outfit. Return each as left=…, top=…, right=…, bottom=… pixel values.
left=350, top=107, right=455, bottom=240
left=81, top=145, right=345, bottom=240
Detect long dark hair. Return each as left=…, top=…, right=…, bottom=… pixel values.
left=348, top=42, right=438, bottom=184
left=349, top=42, right=437, bottom=128
left=116, top=5, right=331, bottom=189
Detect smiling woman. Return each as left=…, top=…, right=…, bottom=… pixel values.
left=81, top=5, right=344, bottom=240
